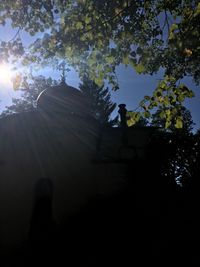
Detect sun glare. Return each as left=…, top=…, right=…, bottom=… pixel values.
left=0, top=63, right=13, bottom=86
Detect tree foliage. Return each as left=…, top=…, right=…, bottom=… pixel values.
left=0, top=0, right=199, bottom=127
left=152, top=106, right=195, bottom=133
left=79, top=77, right=116, bottom=126
left=160, top=130, right=199, bottom=187
left=126, top=111, right=148, bottom=127
left=148, top=105, right=196, bottom=186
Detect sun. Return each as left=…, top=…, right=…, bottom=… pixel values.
left=0, top=63, right=13, bottom=86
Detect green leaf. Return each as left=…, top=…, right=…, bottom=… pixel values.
left=144, top=111, right=151, bottom=118
left=85, top=16, right=91, bottom=24
left=169, top=24, right=178, bottom=40
left=76, top=21, right=83, bottom=30
left=127, top=111, right=141, bottom=126
left=165, top=109, right=171, bottom=116
left=175, top=117, right=183, bottom=129
left=107, top=55, right=115, bottom=64
left=177, top=94, right=185, bottom=102
left=94, top=75, right=104, bottom=87
left=188, top=90, right=195, bottom=98
left=159, top=111, right=166, bottom=119
left=122, top=55, right=129, bottom=65
left=134, top=63, right=146, bottom=74
left=165, top=120, right=171, bottom=128
left=163, top=96, right=170, bottom=106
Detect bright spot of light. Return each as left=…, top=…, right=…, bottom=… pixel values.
left=0, top=63, right=14, bottom=87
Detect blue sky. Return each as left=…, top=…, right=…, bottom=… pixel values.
left=0, top=21, right=199, bottom=131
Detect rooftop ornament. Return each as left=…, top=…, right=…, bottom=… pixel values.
left=118, top=103, right=128, bottom=128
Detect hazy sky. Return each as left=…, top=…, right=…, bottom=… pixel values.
left=0, top=21, right=199, bottom=131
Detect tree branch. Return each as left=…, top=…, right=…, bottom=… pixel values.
left=9, top=27, right=22, bottom=42
left=163, top=10, right=170, bottom=33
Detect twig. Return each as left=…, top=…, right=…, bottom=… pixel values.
left=9, top=27, right=22, bottom=42
left=164, top=10, right=170, bottom=33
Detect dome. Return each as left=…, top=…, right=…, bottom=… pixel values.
left=36, top=83, right=90, bottom=117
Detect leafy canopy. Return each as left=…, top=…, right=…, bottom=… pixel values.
left=0, top=0, right=199, bottom=127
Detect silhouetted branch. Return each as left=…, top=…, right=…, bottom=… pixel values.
left=9, top=27, right=22, bottom=42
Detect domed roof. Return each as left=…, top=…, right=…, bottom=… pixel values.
left=36, top=83, right=90, bottom=117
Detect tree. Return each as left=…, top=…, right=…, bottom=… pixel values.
left=164, top=131, right=199, bottom=187
left=79, top=77, right=116, bottom=126
left=151, top=107, right=196, bottom=187
left=152, top=106, right=195, bottom=133
left=0, top=0, right=199, bottom=127
left=0, top=75, right=57, bottom=117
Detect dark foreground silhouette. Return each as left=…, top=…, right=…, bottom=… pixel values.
left=1, top=162, right=200, bottom=266
left=1, top=131, right=200, bottom=266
